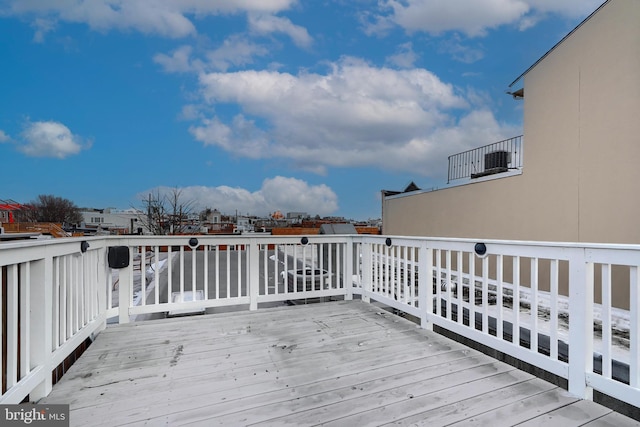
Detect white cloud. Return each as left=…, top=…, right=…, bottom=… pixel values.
left=4, top=0, right=299, bottom=39
left=17, top=1, right=196, bottom=38
left=189, top=57, right=518, bottom=177
left=248, top=13, right=313, bottom=48
left=0, top=130, right=10, bottom=142
left=385, top=42, right=418, bottom=68
left=260, top=176, right=338, bottom=214
left=379, top=0, right=530, bottom=37
left=190, top=115, right=270, bottom=159
left=205, top=35, right=270, bottom=71
left=371, top=0, right=604, bottom=37
left=359, top=10, right=395, bottom=37
left=4, top=0, right=605, bottom=42
left=526, top=0, right=605, bottom=18
left=179, top=104, right=205, bottom=121
left=19, top=121, right=89, bottom=158
left=154, top=36, right=270, bottom=74
left=139, top=176, right=338, bottom=216
left=439, top=36, right=485, bottom=64
left=190, top=117, right=233, bottom=150
left=153, top=45, right=197, bottom=73
left=31, top=17, right=56, bottom=43
left=517, top=1, right=605, bottom=32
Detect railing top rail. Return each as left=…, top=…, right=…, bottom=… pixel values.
left=106, top=234, right=357, bottom=245
left=355, top=234, right=640, bottom=251
left=0, top=233, right=353, bottom=246
left=3, top=233, right=640, bottom=253
left=0, top=234, right=106, bottom=250
left=447, top=135, right=523, bottom=160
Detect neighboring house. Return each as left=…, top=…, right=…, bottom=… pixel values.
left=381, top=181, right=421, bottom=198
left=0, top=200, right=26, bottom=224
left=204, top=209, right=222, bottom=224
left=80, top=208, right=147, bottom=234
left=0, top=209, right=11, bottom=224
left=234, top=216, right=253, bottom=233
left=382, top=0, right=640, bottom=245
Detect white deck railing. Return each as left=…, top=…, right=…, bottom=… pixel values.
left=0, top=234, right=638, bottom=410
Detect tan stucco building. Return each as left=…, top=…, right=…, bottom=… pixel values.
left=383, top=0, right=640, bottom=245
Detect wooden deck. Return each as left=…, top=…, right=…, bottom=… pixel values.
left=40, top=301, right=638, bottom=426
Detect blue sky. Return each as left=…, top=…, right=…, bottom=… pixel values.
left=0, top=0, right=603, bottom=220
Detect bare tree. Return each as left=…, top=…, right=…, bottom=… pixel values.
left=165, top=187, right=196, bottom=234
left=137, top=188, right=196, bottom=235
left=136, top=190, right=167, bottom=235
left=14, top=194, right=83, bottom=225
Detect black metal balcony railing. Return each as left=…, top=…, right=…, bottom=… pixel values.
left=447, top=135, right=523, bottom=183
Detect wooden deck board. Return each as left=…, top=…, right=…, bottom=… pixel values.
left=515, top=399, right=613, bottom=426
left=39, top=300, right=637, bottom=426
left=441, top=388, right=579, bottom=426
left=582, top=411, right=640, bottom=427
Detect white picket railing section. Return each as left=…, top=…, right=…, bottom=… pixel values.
left=0, top=238, right=109, bottom=404
left=0, top=234, right=638, bottom=411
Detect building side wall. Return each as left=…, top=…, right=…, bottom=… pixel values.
left=383, top=0, right=640, bottom=245
left=383, top=173, right=577, bottom=242
left=525, top=0, right=640, bottom=244
left=574, top=0, right=640, bottom=243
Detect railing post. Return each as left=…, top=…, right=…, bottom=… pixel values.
left=30, top=255, right=53, bottom=400
left=249, top=239, right=259, bottom=311
left=6, top=265, right=19, bottom=392
left=118, top=249, right=133, bottom=324
left=95, top=247, right=108, bottom=332
left=344, top=237, right=354, bottom=301
left=568, top=247, right=594, bottom=399
left=361, top=241, right=371, bottom=303
left=419, top=242, right=433, bottom=330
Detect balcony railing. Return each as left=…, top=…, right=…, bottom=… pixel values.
left=448, top=135, right=523, bottom=183
left=0, top=234, right=639, bottom=411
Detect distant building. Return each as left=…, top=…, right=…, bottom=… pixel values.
left=80, top=208, right=146, bottom=234
left=381, top=181, right=421, bottom=198
left=181, top=224, right=207, bottom=234
left=0, top=199, right=26, bottom=224
left=204, top=209, right=222, bottom=224
left=286, top=212, right=308, bottom=220
left=234, top=216, right=253, bottom=233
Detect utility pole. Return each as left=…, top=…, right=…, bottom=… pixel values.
left=147, top=193, right=152, bottom=230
